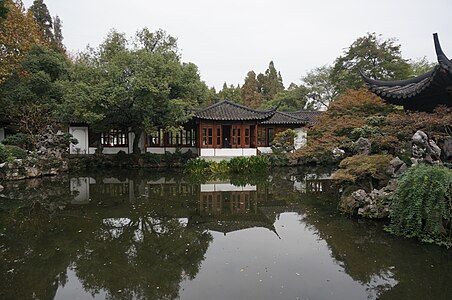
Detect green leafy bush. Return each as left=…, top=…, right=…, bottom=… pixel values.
left=333, top=154, right=393, bottom=190
left=229, top=156, right=270, bottom=173
left=0, top=144, right=27, bottom=162
left=2, top=133, right=34, bottom=150
left=184, top=158, right=210, bottom=175
left=5, top=145, right=27, bottom=159
left=0, top=144, right=8, bottom=163
left=208, top=160, right=229, bottom=174
left=184, top=156, right=270, bottom=175
left=272, top=129, right=296, bottom=154
left=143, top=152, right=161, bottom=165
left=386, top=164, right=452, bottom=247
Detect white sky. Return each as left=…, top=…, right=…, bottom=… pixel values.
left=23, top=0, right=452, bottom=90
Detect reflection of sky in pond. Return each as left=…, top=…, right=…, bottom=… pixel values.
left=179, top=212, right=397, bottom=300
left=2, top=171, right=450, bottom=300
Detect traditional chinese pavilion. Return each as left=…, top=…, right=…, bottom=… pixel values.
left=68, top=100, right=320, bottom=158
left=362, top=33, right=452, bottom=112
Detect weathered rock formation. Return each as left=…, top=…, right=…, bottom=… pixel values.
left=411, top=130, right=441, bottom=165
left=0, top=127, right=70, bottom=181
left=353, top=137, right=371, bottom=155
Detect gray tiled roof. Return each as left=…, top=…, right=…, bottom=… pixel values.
left=194, top=100, right=276, bottom=121
left=261, top=111, right=309, bottom=125
left=286, top=111, right=322, bottom=125
left=363, top=33, right=452, bottom=110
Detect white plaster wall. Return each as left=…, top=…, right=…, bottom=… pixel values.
left=258, top=147, right=272, bottom=154
left=0, top=127, right=5, bottom=143
left=146, top=147, right=166, bottom=154
left=88, top=147, right=97, bottom=155
left=200, top=148, right=215, bottom=157
left=242, top=148, right=257, bottom=156
left=69, top=126, right=89, bottom=154
left=294, top=127, right=307, bottom=149
left=200, top=183, right=257, bottom=192
left=201, top=148, right=257, bottom=157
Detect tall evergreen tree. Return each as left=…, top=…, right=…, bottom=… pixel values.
left=241, top=71, right=262, bottom=108
left=51, top=15, right=65, bottom=53
left=257, top=61, right=285, bottom=102
left=29, top=0, right=54, bottom=44
left=217, top=82, right=242, bottom=104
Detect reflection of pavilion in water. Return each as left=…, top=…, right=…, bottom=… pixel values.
left=199, top=183, right=258, bottom=215
left=292, top=173, right=336, bottom=194
left=70, top=177, right=137, bottom=204
left=69, top=175, right=335, bottom=235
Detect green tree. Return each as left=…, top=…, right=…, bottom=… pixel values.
left=63, top=28, right=209, bottom=154
left=217, top=82, right=242, bottom=104
left=264, top=83, right=310, bottom=111
left=302, top=65, right=338, bottom=109
left=331, top=32, right=412, bottom=94
left=241, top=71, right=263, bottom=108
left=51, top=15, right=65, bottom=53
left=408, top=56, right=436, bottom=77
left=258, top=61, right=284, bottom=101
left=29, top=0, right=53, bottom=44
left=0, top=45, right=70, bottom=136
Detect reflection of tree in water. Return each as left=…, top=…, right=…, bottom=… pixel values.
left=74, top=214, right=212, bottom=300
left=296, top=184, right=452, bottom=300
left=2, top=168, right=450, bottom=300
left=0, top=173, right=212, bottom=300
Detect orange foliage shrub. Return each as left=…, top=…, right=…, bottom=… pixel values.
left=292, top=88, right=395, bottom=163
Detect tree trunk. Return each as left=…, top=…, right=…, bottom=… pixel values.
left=132, top=127, right=143, bottom=154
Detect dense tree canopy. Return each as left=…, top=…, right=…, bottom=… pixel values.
left=301, top=65, right=338, bottom=110
left=62, top=28, right=210, bottom=153
left=331, top=32, right=412, bottom=94
left=0, top=45, right=69, bottom=136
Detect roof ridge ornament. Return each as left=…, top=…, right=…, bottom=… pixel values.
left=433, top=33, right=452, bottom=70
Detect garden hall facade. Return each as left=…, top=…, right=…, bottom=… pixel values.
left=68, top=100, right=320, bottom=158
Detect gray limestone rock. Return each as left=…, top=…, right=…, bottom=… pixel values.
left=354, top=137, right=371, bottom=155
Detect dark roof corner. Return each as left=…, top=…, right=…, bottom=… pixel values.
left=433, top=33, right=452, bottom=71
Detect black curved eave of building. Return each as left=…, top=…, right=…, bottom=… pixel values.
left=362, top=33, right=452, bottom=112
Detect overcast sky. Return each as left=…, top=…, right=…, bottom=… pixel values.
left=23, top=0, right=452, bottom=90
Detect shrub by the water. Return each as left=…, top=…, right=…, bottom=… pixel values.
left=228, top=156, right=270, bottom=173
left=1, top=133, right=34, bottom=150
left=333, top=154, right=393, bottom=190
left=184, top=158, right=210, bottom=175
left=0, top=144, right=27, bottom=162
left=386, top=164, right=452, bottom=247
left=184, top=156, right=270, bottom=175
left=0, top=144, right=8, bottom=163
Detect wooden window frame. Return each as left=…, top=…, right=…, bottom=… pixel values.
left=100, top=129, right=128, bottom=147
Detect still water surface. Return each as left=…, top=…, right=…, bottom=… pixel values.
left=0, top=168, right=450, bottom=300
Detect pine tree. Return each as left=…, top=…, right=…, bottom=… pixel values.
left=51, top=15, right=65, bottom=53
left=29, top=0, right=53, bottom=44
left=241, top=71, right=263, bottom=108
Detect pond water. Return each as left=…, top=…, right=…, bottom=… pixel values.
left=0, top=168, right=451, bottom=300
